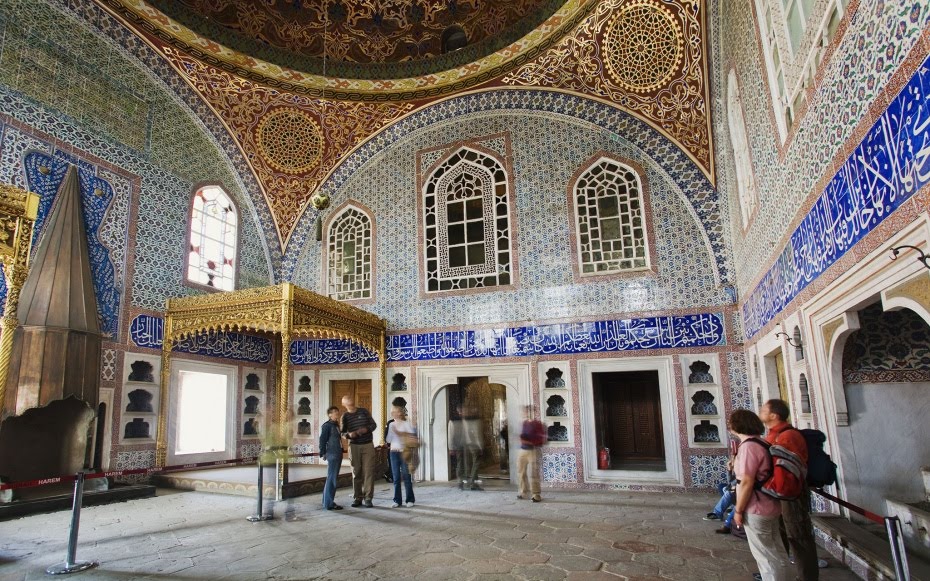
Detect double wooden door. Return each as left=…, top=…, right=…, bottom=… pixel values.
left=593, top=371, right=664, bottom=463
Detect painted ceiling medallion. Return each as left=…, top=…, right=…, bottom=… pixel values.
left=603, top=0, right=683, bottom=94
left=256, top=108, right=323, bottom=174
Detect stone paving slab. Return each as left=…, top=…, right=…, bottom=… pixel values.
left=0, top=482, right=860, bottom=580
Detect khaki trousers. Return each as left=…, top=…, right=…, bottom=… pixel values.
left=349, top=442, right=376, bottom=501
left=744, top=512, right=792, bottom=581
left=781, top=487, right=820, bottom=581
left=517, top=448, right=540, bottom=500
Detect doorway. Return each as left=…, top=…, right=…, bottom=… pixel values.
left=330, top=379, right=372, bottom=411
left=445, top=376, right=509, bottom=482
left=167, top=362, right=236, bottom=466
left=592, top=370, right=665, bottom=471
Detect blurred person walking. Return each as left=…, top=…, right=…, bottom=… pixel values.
left=517, top=405, right=545, bottom=502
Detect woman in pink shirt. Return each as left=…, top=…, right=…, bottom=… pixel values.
left=729, top=409, right=791, bottom=581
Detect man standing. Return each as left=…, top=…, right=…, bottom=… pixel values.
left=516, top=405, right=545, bottom=502
left=759, top=399, right=819, bottom=581
left=340, top=396, right=377, bottom=508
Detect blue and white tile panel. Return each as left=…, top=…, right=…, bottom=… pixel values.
left=743, top=52, right=930, bottom=339
left=129, top=314, right=272, bottom=364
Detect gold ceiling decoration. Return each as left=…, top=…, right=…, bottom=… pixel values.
left=256, top=108, right=324, bottom=174
left=603, top=0, right=683, bottom=94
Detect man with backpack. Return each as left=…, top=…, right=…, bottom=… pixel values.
left=759, top=399, right=819, bottom=581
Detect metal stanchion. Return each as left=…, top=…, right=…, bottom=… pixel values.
left=46, top=472, right=98, bottom=575
left=246, top=461, right=272, bottom=522
left=884, top=516, right=911, bottom=580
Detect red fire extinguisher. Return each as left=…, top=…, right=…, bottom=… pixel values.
left=598, top=447, right=611, bottom=470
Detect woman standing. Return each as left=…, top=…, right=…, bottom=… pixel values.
left=729, top=409, right=791, bottom=581
left=319, top=406, right=344, bottom=510
left=385, top=406, right=416, bottom=507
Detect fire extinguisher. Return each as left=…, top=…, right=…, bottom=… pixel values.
left=598, top=447, right=611, bottom=470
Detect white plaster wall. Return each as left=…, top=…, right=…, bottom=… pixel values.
left=837, top=382, right=930, bottom=517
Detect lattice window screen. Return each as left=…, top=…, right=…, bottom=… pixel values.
left=326, top=205, right=372, bottom=300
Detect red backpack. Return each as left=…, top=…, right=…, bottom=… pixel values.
left=743, top=438, right=805, bottom=501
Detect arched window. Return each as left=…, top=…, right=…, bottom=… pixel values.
left=423, top=147, right=513, bottom=293
left=187, top=185, right=238, bottom=291
left=727, top=70, right=758, bottom=229
left=754, top=0, right=849, bottom=140
left=799, top=373, right=811, bottom=414
left=573, top=157, right=649, bottom=275
left=325, top=203, right=373, bottom=301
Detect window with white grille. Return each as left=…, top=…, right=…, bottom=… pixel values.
left=326, top=204, right=372, bottom=301
left=423, top=147, right=513, bottom=293
left=727, top=70, right=758, bottom=228
left=573, top=157, right=649, bottom=275
left=187, top=185, right=237, bottom=291
left=755, top=0, right=848, bottom=140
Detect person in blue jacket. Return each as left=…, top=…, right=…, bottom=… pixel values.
left=319, top=406, right=344, bottom=510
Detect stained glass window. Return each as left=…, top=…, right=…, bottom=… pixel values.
left=187, top=185, right=237, bottom=291
left=423, top=147, right=512, bottom=293
left=326, top=204, right=372, bottom=301
left=574, top=158, right=649, bottom=275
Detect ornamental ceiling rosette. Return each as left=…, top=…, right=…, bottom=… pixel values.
left=498, top=0, right=712, bottom=177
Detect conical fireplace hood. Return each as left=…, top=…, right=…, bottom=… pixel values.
left=17, top=165, right=100, bottom=333
left=3, top=165, right=101, bottom=416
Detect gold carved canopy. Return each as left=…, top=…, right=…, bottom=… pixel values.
left=156, top=282, right=387, bottom=467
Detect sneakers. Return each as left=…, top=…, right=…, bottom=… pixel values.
left=752, top=574, right=762, bottom=581
left=516, top=495, right=525, bottom=500
left=703, top=512, right=721, bottom=521
left=363, top=499, right=373, bottom=508
left=351, top=499, right=362, bottom=508
left=715, top=526, right=731, bottom=534
left=818, top=558, right=829, bottom=569
left=391, top=502, right=401, bottom=508
left=405, top=502, right=415, bottom=507
left=327, top=504, right=343, bottom=511
left=531, top=497, right=542, bottom=503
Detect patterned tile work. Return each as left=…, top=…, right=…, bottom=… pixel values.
left=286, top=312, right=725, bottom=364
left=0, top=0, right=272, bottom=290
left=129, top=314, right=273, bottom=364
left=542, top=452, right=578, bottom=483
left=0, top=91, right=271, bottom=311
left=102, top=348, right=117, bottom=382
left=718, top=0, right=929, bottom=300
left=292, top=110, right=733, bottom=329
left=742, top=49, right=930, bottom=338
left=727, top=351, right=752, bottom=411
left=689, top=454, right=728, bottom=489
left=842, top=302, right=930, bottom=383
left=114, top=449, right=155, bottom=484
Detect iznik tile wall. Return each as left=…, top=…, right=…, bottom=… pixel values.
left=717, top=0, right=929, bottom=301
left=292, top=112, right=734, bottom=330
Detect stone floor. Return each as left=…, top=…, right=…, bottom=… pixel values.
left=0, top=480, right=859, bottom=580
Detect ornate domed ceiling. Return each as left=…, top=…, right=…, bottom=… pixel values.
left=146, top=0, right=565, bottom=79
left=94, top=0, right=715, bottom=250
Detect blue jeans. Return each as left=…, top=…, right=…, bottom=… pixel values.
left=323, top=454, right=342, bottom=509
left=389, top=451, right=414, bottom=504
left=715, top=482, right=736, bottom=526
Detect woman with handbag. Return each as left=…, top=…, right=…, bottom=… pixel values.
left=385, top=406, right=416, bottom=508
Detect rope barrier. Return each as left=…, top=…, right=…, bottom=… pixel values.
left=812, top=487, right=885, bottom=525
left=0, top=451, right=321, bottom=492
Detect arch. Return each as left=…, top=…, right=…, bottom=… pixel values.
left=185, top=183, right=239, bottom=291
left=416, top=363, right=532, bottom=483
left=798, top=373, right=810, bottom=414
left=323, top=200, right=375, bottom=302
left=793, top=326, right=804, bottom=360
left=281, top=90, right=726, bottom=286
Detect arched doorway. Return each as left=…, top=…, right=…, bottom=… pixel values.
left=417, top=363, right=531, bottom=484
left=835, top=302, right=930, bottom=516
left=440, top=377, right=510, bottom=486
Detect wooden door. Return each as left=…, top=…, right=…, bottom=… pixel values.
left=593, top=371, right=664, bottom=462
left=330, top=379, right=372, bottom=411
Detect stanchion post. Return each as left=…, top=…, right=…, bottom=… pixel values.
left=884, top=516, right=911, bottom=580
left=246, top=460, right=272, bottom=522
left=46, top=472, right=98, bottom=575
